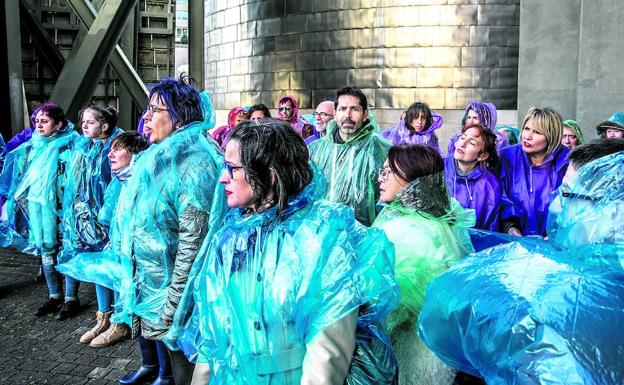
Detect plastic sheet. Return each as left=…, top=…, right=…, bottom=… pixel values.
left=309, top=115, right=391, bottom=226
left=181, top=167, right=400, bottom=384
left=418, top=151, right=624, bottom=385
left=381, top=113, right=443, bottom=154
left=59, top=128, right=122, bottom=261
left=0, top=125, right=77, bottom=253
left=0, top=134, right=5, bottom=174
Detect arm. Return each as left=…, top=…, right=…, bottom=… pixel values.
left=161, top=204, right=209, bottom=324
left=301, top=310, right=357, bottom=385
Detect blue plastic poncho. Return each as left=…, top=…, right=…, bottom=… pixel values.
left=0, top=124, right=77, bottom=254
left=418, top=151, right=624, bottom=385
left=59, top=127, right=122, bottom=260
left=113, top=118, right=227, bottom=343
left=499, top=143, right=569, bottom=236
left=309, top=116, right=391, bottom=226
left=183, top=168, right=400, bottom=385
left=373, top=172, right=474, bottom=385
left=0, top=134, right=5, bottom=174
left=444, top=155, right=502, bottom=231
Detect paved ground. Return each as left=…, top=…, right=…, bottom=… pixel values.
left=0, top=248, right=141, bottom=385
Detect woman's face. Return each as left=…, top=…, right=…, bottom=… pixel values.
left=464, top=109, right=480, bottom=128
left=220, top=140, right=255, bottom=209
left=454, top=127, right=487, bottom=164
left=410, top=112, right=426, bottom=132
left=108, top=146, right=132, bottom=171
left=249, top=110, right=266, bottom=120
left=561, top=126, right=579, bottom=148
left=144, top=93, right=174, bottom=144
left=233, top=111, right=247, bottom=126
left=378, top=160, right=408, bottom=203
left=35, top=111, right=62, bottom=137
left=521, top=117, right=548, bottom=157
left=606, top=128, right=624, bottom=138
left=81, top=110, right=108, bottom=140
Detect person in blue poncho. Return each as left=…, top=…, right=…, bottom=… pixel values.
left=499, top=107, right=569, bottom=237
left=187, top=119, right=400, bottom=385
left=114, top=76, right=227, bottom=385
left=56, top=105, right=123, bottom=321
left=418, top=138, right=624, bottom=385
left=0, top=103, right=78, bottom=317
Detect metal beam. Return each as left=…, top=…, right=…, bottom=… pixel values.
left=50, top=0, right=139, bottom=120
left=65, top=0, right=147, bottom=111
left=19, top=0, right=65, bottom=76
left=5, top=1, right=25, bottom=136
left=189, top=0, right=204, bottom=88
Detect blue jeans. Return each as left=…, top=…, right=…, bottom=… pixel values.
left=41, top=254, right=80, bottom=299
left=95, top=285, right=120, bottom=313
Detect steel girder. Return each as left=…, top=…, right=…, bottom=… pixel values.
left=5, top=1, right=25, bottom=136
left=189, top=0, right=204, bottom=89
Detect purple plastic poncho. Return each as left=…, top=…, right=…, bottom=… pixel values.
left=381, top=114, right=443, bottom=154
left=447, top=102, right=509, bottom=155
left=5, top=128, right=34, bottom=153
left=211, top=106, right=246, bottom=149
left=444, top=156, right=502, bottom=232
left=499, top=144, right=569, bottom=236
left=278, top=95, right=314, bottom=139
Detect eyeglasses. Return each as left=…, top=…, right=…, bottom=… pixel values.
left=224, top=160, right=244, bottom=178
left=313, top=112, right=334, bottom=118
left=146, top=104, right=169, bottom=114
left=561, top=191, right=601, bottom=201
left=379, top=167, right=394, bottom=180
left=278, top=107, right=292, bottom=112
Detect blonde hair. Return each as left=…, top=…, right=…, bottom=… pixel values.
left=522, top=107, right=563, bottom=157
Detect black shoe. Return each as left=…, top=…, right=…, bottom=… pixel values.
left=119, top=365, right=159, bottom=385
left=55, top=300, right=81, bottom=320
left=151, top=376, right=174, bottom=385
left=35, top=297, right=64, bottom=317
left=34, top=266, right=44, bottom=283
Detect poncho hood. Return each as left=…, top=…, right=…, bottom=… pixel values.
left=277, top=95, right=300, bottom=124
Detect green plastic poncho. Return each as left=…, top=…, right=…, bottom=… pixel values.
left=59, top=127, right=122, bottom=261
left=562, top=119, right=584, bottom=144
left=114, top=118, right=228, bottom=343
left=309, top=116, right=391, bottom=226
left=0, top=125, right=77, bottom=254
left=373, top=172, right=475, bottom=385
left=182, top=167, right=400, bottom=385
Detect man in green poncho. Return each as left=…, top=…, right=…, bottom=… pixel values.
left=309, top=86, right=391, bottom=226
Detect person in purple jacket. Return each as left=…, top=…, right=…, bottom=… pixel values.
left=499, top=107, right=569, bottom=237
left=382, top=102, right=443, bottom=154
left=444, top=124, right=501, bottom=232
left=447, top=101, right=509, bottom=155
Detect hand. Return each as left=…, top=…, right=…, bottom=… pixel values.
left=507, top=227, right=522, bottom=236
left=163, top=319, right=173, bottom=327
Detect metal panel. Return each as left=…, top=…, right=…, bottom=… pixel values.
left=190, top=0, right=205, bottom=88
left=5, top=1, right=25, bottom=135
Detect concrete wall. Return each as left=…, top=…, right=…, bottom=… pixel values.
left=518, top=0, right=624, bottom=138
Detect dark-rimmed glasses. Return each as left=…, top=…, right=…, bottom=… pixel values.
left=224, top=160, right=244, bottom=178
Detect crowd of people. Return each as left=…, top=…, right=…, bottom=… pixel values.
left=0, top=76, right=623, bottom=385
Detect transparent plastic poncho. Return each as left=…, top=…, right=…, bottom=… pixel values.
left=179, top=167, right=400, bottom=385
left=418, top=151, right=624, bottom=385
left=308, top=115, right=391, bottom=226
left=0, top=125, right=77, bottom=254
left=59, top=127, right=122, bottom=261
left=0, top=134, right=5, bottom=172
left=373, top=172, right=475, bottom=333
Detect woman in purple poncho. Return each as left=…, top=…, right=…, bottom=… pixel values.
left=382, top=102, right=443, bottom=154
left=499, top=107, right=569, bottom=237
left=444, top=124, right=502, bottom=232
left=447, top=101, right=509, bottom=155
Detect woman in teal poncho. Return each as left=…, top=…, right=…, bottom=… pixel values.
left=187, top=119, right=400, bottom=385
left=3, top=104, right=79, bottom=318
left=373, top=145, right=475, bottom=385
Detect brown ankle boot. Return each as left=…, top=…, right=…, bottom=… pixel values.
left=90, top=322, right=130, bottom=348
left=79, top=311, right=112, bottom=344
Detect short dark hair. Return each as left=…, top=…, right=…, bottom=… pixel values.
left=248, top=104, right=272, bottom=118
left=111, top=131, right=150, bottom=154
left=388, top=144, right=444, bottom=182
left=79, top=105, right=119, bottom=136
left=460, top=124, right=500, bottom=173
left=34, top=103, right=68, bottom=130
left=568, top=138, right=624, bottom=169
left=404, top=102, right=433, bottom=133
left=335, top=86, right=368, bottom=111
left=229, top=119, right=313, bottom=214
left=148, top=75, right=203, bottom=128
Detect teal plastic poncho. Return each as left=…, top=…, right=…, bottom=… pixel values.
left=309, top=116, right=391, bottom=226
left=114, top=118, right=228, bottom=343
left=0, top=124, right=77, bottom=254
left=59, top=127, right=122, bottom=260
left=418, top=151, right=624, bottom=385
left=182, top=167, right=400, bottom=385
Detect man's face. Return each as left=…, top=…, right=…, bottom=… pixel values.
left=314, top=102, right=335, bottom=132
left=335, top=95, right=368, bottom=140
left=278, top=101, right=294, bottom=120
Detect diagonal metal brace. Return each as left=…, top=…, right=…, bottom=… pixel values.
left=50, top=0, right=146, bottom=119
left=19, top=0, right=65, bottom=76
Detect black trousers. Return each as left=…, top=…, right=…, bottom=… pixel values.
left=167, top=348, right=195, bottom=385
